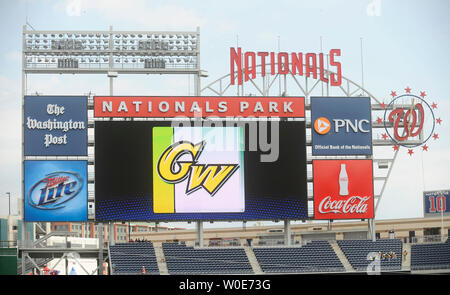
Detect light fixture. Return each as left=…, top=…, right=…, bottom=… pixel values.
left=24, top=29, right=199, bottom=72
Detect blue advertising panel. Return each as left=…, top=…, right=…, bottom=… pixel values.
left=24, top=96, right=87, bottom=156
left=424, top=190, right=450, bottom=217
left=24, top=160, right=88, bottom=222
left=311, top=97, right=372, bottom=155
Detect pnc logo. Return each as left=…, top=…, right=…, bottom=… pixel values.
left=157, top=141, right=239, bottom=196
left=314, top=117, right=370, bottom=134
left=314, top=117, right=331, bottom=135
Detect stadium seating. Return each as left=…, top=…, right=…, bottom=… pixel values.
left=108, top=239, right=450, bottom=274
left=410, top=238, right=450, bottom=270
left=109, top=242, right=160, bottom=275
left=252, top=240, right=345, bottom=273
left=162, top=242, right=253, bottom=274
left=337, top=239, right=402, bottom=271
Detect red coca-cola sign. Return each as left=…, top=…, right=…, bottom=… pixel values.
left=313, top=159, right=374, bottom=220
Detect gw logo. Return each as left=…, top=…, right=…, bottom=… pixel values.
left=334, top=119, right=370, bottom=133
left=315, top=118, right=370, bottom=134
left=157, top=141, right=239, bottom=196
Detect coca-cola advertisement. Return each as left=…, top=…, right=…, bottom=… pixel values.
left=313, top=159, right=374, bottom=220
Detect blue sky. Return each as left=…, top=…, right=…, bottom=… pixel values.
left=0, top=0, right=449, bottom=228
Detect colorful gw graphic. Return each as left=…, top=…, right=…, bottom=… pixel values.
left=153, top=127, right=245, bottom=213
left=24, top=160, right=88, bottom=221
left=380, top=88, right=442, bottom=156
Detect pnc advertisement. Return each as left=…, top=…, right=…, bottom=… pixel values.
left=24, top=96, right=87, bottom=156
left=24, top=160, right=88, bottom=222
left=313, top=159, right=374, bottom=220
left=311, top=97, right=372, bottom=155
left=94, top=120, right=308, bottom=221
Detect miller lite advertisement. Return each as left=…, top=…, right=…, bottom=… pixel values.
left=24, top=160, right=88, bottom=221
left=313, top=159, right=374, bottom=220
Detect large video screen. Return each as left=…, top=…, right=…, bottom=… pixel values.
left=94, top=120, right=307, bottom=221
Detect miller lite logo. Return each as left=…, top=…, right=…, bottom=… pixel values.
left=27, top=171, right=84, bottom=210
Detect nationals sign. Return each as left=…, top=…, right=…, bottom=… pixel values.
left=313, top=159, right=374, bottom=220
left=94, top=96, right=305, bottom=118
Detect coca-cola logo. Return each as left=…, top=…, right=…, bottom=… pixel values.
left=318, top=196, right=371, bottom=214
